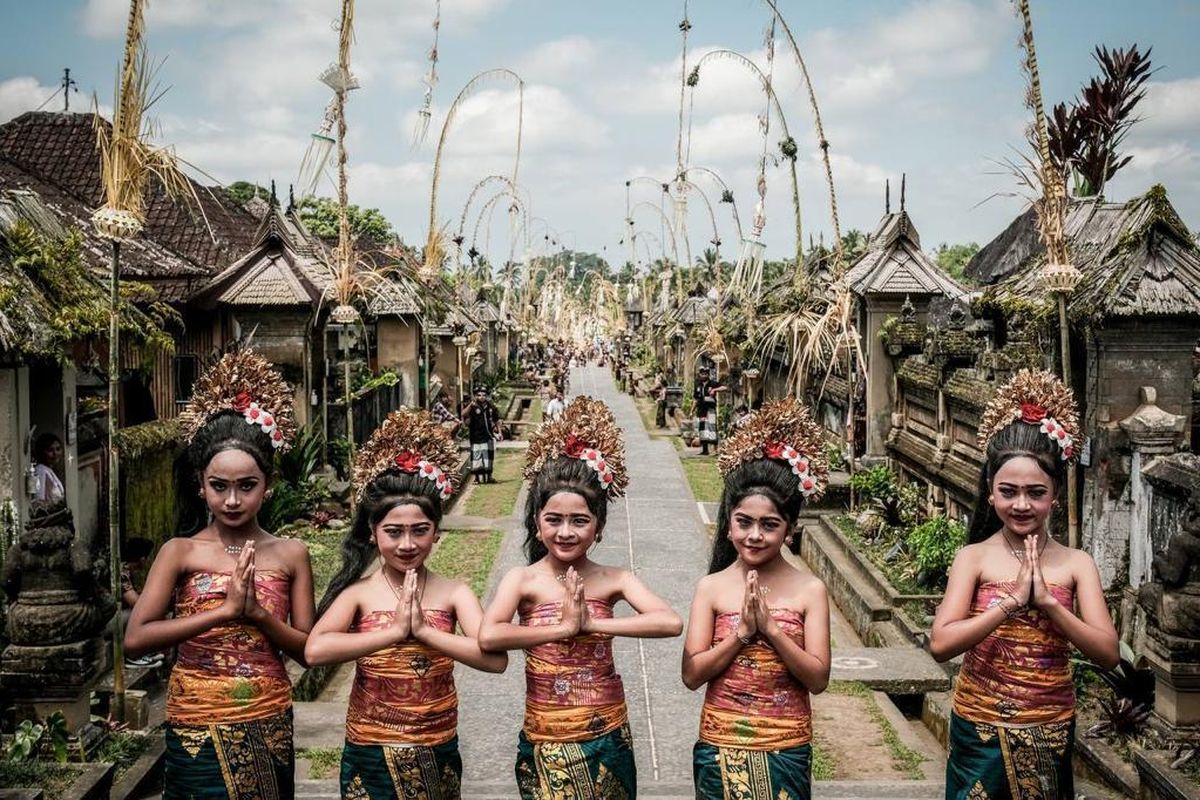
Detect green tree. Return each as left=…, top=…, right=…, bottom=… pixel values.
left=933, top=242, right=979, bottom=283
left=223, top=181, right=268, bottom=206
left=841, top=228, right=868, bottom=262
left=296, top=196, right=395, bottom=242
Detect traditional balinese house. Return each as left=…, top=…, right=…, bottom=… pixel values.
left=968, top=184, right=1200, bottom=587
left=847, top=201, right=965, bottom=458
left=427, top=304, right=482, bottom=408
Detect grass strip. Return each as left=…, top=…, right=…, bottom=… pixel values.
left=297, top=747, right=342, bottom=780
left=680, top=455, right=723, bottom=504
left=828, top=681, right=926, bottom=779
left=461, top=450, right=525, bottom=519
left=811, top=730, right=837, bottom=780
left=429, top=529, right=505, bottom=597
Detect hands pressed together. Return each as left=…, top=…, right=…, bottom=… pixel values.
left=223, top=543, right=266, bottom=623
left=1000, top=535, right=1059, bottom=616
left=388, top=569, right=429, bottom=642
left=733, top=569, right=778, bottom=644
left=557, top=566, right=592, bottom=637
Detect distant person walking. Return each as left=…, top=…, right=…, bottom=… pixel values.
left=693, top=367, right=725, bottom=456
left=544, top=391, right=566, bottom=421
left=463, top=386, right=501, bottom=484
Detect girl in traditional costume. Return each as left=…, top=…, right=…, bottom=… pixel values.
left=931, top=369, right=1119, bottom=799
left=478, top=396, right=683, bottom=799
left=125, top=351, right=314, bottom=800
left=682, top=398, right=831, bottom=800
left=305, top=409, right=507, bottom=799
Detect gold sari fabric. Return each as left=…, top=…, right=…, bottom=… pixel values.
left=699, top=609, right=812, bottom=750
left=521, top=599, right=628, bottom=743
left=345, top=608, right=458, bottom=747
left=953, top=582, right=1075, bottom=726
left=167, top=570, right=293, bottom=726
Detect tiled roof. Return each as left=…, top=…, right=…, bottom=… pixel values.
left=848, top=210, right=964, bottom=298
left=0, top=111, right=258, bottom=277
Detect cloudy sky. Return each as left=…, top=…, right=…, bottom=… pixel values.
left=2, top=0, right=1198, bottom=266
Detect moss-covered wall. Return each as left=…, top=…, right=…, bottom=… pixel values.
left=116, top=420, right=180, bottom=552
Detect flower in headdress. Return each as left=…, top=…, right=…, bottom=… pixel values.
left=393, top=451, right=422, bottom=474
left=418, top=460, right=441, bottom=482
left=1020, top=403, right=1048, bottom=424
left=232, top=391, right=254, bottom=413
left=564, top=435, right=587, bottom=459
left=244, top=402, right=263, bottom=422
left=270, top=429, right=285, bottom=449
left=1063, top=443, right=1075, bottom=459
left=764, top=441, right=787, bottom=460
left=1040, top=417, right=1059, bottom=436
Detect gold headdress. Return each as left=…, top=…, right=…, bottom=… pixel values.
left=978, top=368, right=1080, bottom=461
left=178, top=350, right=297, bottom=452
left=352, top=409, right=461, bottom=503
left=524, top=396, right=628, bottom=497
left=718, top=398, right=827, bottom=498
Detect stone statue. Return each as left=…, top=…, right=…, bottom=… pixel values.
left=1138, top=487, right=1200, bottom=640
left=1, top=499, right=114, bottom=705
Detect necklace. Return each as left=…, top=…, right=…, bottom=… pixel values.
left=385, top=569, right=427, bottom=603
left=1000, top=530, right=1048, bottom=563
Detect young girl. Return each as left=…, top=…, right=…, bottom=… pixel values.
left=682, top=398, right=831, bottom=800
left=124, top=351, right=314, bottom=800
left=478, top=396, right=683, bottom=798
left=304, top=409, right=506, bottom=798
left=931, top=369, right=1119, bottom=799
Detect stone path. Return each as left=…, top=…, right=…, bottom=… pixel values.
left=457, top=364, right=709, bottom=795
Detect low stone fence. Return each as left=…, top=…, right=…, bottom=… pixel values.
left=800, top=513, right=942, bottom=647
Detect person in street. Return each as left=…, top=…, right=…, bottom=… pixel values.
left=931, top=369, right=1118, bottom=800
left=120, top=537, right=164, bottom=669
left=683, top=398, right=831, bottom=799
left=462, top=386, right=502, bottom=484
left=693, top=367, right=726, bottom=455
left=124, top=350, right=314, bottom=800
left=306, top=409, right=506, bottom=798
left=32, top=431, right=65, bottom=503
left=653, top=372, right=668, bottom=428
left=431, top=390, right=460, bottom=435
left=544, top=390, right=565, bottom=421
left=478, top=397, right=682, bottom=799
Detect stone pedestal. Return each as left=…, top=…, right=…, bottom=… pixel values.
left=1, top=501, right=113, bottom=737
left=1143, top=629, right=1200, bottom=733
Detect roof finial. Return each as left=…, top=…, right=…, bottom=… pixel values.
left=288, top=184, right=296, bottom=213
left=900, top=173, right=907, bottom=212
left=885, top=178, right=891, bottom=215
left=269, top=179, right=278, bottom=207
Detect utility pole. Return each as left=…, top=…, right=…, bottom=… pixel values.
left=61, top=68, right=77, bottom=112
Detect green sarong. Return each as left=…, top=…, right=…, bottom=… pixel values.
left=946, top=712, right=1074, bottom=799
left=515, top=723, right=636, bottom=799
left=163, top=710, right=294, bottom=800
left=692, top=740, right=811, bottom=800
left=339, top=737, right=462, bottom=799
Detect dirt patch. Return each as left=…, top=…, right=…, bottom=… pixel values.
left=811, top=691, right=912, bottom=780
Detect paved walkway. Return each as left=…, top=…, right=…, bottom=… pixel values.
left=457, top=364, right=707, bottom=795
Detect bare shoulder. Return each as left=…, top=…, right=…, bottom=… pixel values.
left=797, top=571, right=828, bottom=600
left=951, top=540, right=986, bottom=569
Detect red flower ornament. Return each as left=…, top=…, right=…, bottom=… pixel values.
left=1020, top=403, right=1048, bottom=424
left=232, top=391, right=254, bottom=413
left=393, top=451, right=422, bottom=474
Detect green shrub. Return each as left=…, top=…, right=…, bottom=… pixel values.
left=906, top=516, right=966, bottom=577
left=262, top=425, right=330, bottom=531
left=848, top=465, right=896, bottom=505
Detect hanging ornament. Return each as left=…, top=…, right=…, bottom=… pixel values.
left=413, top=0, right=442, bottom=147
left=296, top=98, right=338, bottom=200
left=730, top=20, right=775, bottom=304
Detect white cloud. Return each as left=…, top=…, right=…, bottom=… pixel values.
left=1139, top=77, right=1200, bottom=136
left=0, top=77, right=62, bottom=123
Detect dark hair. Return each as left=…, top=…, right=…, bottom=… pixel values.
left=967, top=420, right=1067, bottom=544
left=173, top=411, right=277, bottom=537
left=524, top=456, right=608, bottom=563
left=33, top=432, right=62, bottom=463
left=123, top=537, right=155, bottom=561
left=709, top=459, right=805, bottom=573
left=316, top=471, right=445, bottom=617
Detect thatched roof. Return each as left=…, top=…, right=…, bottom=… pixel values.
left=973, top=185, right=1200, bottom=321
